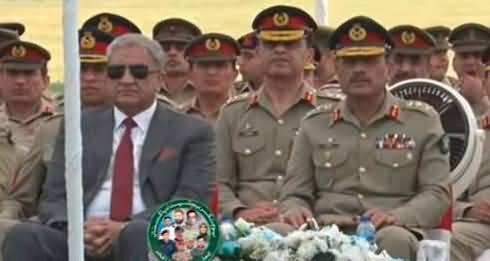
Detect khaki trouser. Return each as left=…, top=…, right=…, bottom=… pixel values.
left=266, top=223, right=418, bottom=261
left=451, top=221, right=490, bottom=261
left=0, top=219, right=20, bottom=261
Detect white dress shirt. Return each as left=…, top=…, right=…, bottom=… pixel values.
left=86, top=101, right=157, bottom=219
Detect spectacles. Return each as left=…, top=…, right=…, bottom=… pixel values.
left=107, top=64, right=159, bottom=80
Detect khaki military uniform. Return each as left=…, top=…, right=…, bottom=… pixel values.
left=216, top=85, right=343, bottom=218
left=0, top=99, right=55, bottom=156
left=160, top=81, right=196, bottom=105
left=280, top=92, right=450, bottom=260
left=179, top=97, right=223, bottom=124
left=231, top=80, right=256, bottom=96
left=0, top=114, right=62, bottom=261
left=0, top=126, right=24, bottom=219
left=451, top=115, right=490, bottom=261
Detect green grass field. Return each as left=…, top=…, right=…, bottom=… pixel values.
left=2, top=0, right=490, bottom=86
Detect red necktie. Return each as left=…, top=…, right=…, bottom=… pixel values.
left=110, top=118, right=136, bottom=221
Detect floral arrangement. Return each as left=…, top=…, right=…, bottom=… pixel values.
left=216, top=219, right=403, bottom=261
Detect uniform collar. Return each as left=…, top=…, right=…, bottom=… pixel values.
left=330, top=91, right=403, bottom=127
left=2, top=97, right=55, bottom=124
left=246, top=83, right=318, bottom=110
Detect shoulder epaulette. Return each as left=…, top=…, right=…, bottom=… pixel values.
left=304, top=103, right=335, bottom=120
left=224, top=93, right=251, bottom=107
left=402, top=100, right=438, bottom=117
left=316, top=90, right=345, bottom=101
left=157, top=94, right=179, bottom=108
left=44, top=112, right=64, bottom=122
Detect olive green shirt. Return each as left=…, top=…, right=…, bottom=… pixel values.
left=281, top=92, right=450, bottom=228
left=216, top=85, right=343, bottom=218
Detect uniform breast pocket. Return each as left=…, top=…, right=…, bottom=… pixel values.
left=232, top=135, right=265, bottom=180
left=373, top=149, right=417, bottom=193
left=312, top=145, right=348, bottom=190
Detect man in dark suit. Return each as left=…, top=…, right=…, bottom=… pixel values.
left=2, top=33, right=215, bottom=261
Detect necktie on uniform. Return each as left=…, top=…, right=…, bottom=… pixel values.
left=110, top=117, right=137, bottom=221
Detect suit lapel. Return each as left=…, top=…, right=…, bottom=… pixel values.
left=87, top=107, right=115, bottom=199
left=139, top=104, right=172, bottom=183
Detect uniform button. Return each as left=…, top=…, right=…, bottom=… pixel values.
left=244, top=149, right=251, bottom=155
left=324, top=162, right=332, bottom=168
left=393, top=163, right=399, bottom=168
left=277, top=119, right=285, bottom=125
left=357, top=193, right=364, bottom=199
left=275, top=150, right=283, bottom=156
left=272, top=199, right=279, bottom=204
left=360, top=133, right=367, bottom=139
left=277, top=175, right=283, bottom=180
left=359, top=166, right=366, bottom=173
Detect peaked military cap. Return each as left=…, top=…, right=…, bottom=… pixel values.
left=252, top=5, right=317, bottom=42
left=425, top=26, right=451, bottom=50
left=152, top=18, right=201, bottom=43
left=389, top=25, right=436, bottom=55
left=185, top=33, right=240, bottom=62
left=449, top=23, right=490, bottom=53
left=81, top=12, right=141, bottom=38
left=237, top=32, right=258, bottom=49
left=78, top=27, right=114, bottom=63
left=0, top=40, right=50, bottom=69
left=329, top=15, right=393, bottom=57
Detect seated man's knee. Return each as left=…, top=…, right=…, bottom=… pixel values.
left=119, top=220, right=148, bottom=243
left=377, top=225, right=418, bottom=261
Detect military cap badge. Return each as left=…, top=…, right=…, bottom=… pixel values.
left=273, top=12, right=289, bottom=27
left=11, top=45, right=26, bottom=58
left=98, top=16, right=113, bottom=34
left=80, top=32, right=96, bottom=50
left=349, top=23, right=367, bottom=41
left=401, top=31, right=416, bottom=45
left=205, top=38, right=221, bottom=51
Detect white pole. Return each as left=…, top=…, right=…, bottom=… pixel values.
left=314, top=0, right=329, bottom=26
left=62, top=0, right=84, bottom=261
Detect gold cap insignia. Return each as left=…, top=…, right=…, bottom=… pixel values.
left=205, top=38, right=221, bottom=51
left=401, top=31, right=416, bottom=45
left=349, top=23, right=367, bottom=42
left=11, top=45, right=26, bottom=58
left=98, top=16, right=113, bottom=33
left=273, top=12, right=289, bottom=27
left=80, top=32, right=96, bottom=49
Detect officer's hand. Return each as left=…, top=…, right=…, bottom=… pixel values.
left=364, top=209, right=396, bottom=229
left=235, top=207, right=279, bottom=225
left=460, top=74, right=487, bottom=105
left=283, top=207, right=313, bottom=228
left=467, top=200, right=490, bottom=223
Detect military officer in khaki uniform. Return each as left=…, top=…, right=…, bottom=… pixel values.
left=180, top=33, right=240, bottom=123
left=216, top=5, right=343, bottom=225
left=153, top=18, right=201, bottom=105
left=278, top=16, right=450, bottom=261
left=0, top=40, right=55, bottom=156
left=234, top=32, right=263, bottom=95
left=425, top=26, right=458, bottom=86
left=387, top=25, right=436, bottom=85
left=0, top=25, right=120, bottom=259
left=451, top=114, right=490, bottom=261
left=449, top=23, right=490, bottom=115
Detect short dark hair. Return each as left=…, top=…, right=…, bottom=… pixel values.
left=186, top=209, right=196, bottom=216
left=175, top=226, right=184, bottom=233
left=161, top=229, right=169, bottom=235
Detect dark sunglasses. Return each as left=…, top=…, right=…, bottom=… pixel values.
left=107, top=64, right=159, bottom=80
